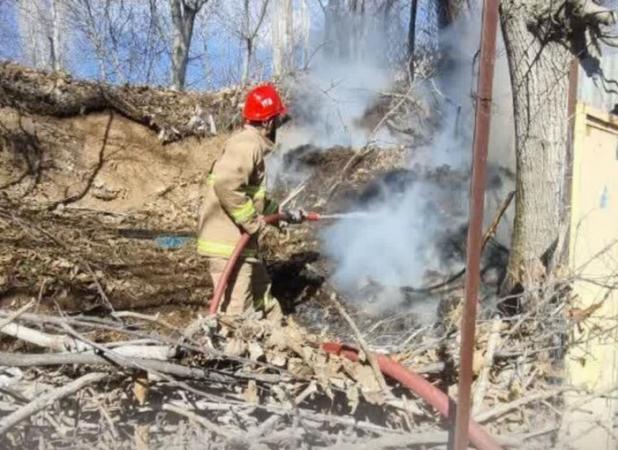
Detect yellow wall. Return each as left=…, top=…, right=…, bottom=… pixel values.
left=562, top=103, right=618, bottom=449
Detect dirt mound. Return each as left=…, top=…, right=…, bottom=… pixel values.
left=0, top=73, right=235, bottom=313
left=0, top=106, right=231, bottom=223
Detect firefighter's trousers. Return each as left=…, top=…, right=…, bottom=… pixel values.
left=208, top=257, right=276, bottom=315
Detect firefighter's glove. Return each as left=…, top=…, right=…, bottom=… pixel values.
left=281, top=209, right=305, bottom=225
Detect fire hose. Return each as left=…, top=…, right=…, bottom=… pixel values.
left=207, top=212, right=502, bottom=450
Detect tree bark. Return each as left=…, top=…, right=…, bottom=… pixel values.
left=169, top=0, right=209, bottom=90
left=408, top=0, right=418, bottom=77
left=241, top=0, right=251, bottom=85
left=271, top=0, right=293, bottom=77
left=50, top=0, right=62, bottom=71
left=500, top=1, right=571, bottom=293
left=239, top=0, right=269, bottom=86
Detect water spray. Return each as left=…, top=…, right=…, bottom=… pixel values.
left=289, top=211, right=375, bottom=222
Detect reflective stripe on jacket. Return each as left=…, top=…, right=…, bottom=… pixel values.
left=197, top=125, right=278, bottom=259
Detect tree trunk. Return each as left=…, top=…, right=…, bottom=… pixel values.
left=240, top=0, right=251, bottom=85
left=271, top=0, right=282, bottom=76
left=299, top=0, right=310, bottom=68
left=241, top=39, right=253, bottom=86
left=271, top=0, right=293, bottom=78
left=18, top=0, right=48, bottom=69
left=169, top=0, right=198, bottom=91
left=50, top=0, right=62, bottom=71
left=500, top=2, right=571, bottom=293
left=407, top=0, right=418, bottom=77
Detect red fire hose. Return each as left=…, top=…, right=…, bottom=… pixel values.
left=208, top=212, right=320, bottom=315
left=321, top=342, right=502, bottom=450
left=207, top=212, right=502, bottom=450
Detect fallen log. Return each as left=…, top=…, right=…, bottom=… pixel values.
left=0, top=321, right=175, bottom=359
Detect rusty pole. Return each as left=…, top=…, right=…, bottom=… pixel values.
left=452, top=1, right=500, bottom=449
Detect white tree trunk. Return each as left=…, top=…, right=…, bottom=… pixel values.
left=500, top=1, right=571, bottom=293
left=170, top=0, right=202, bottom=90
left=299, top=0, right=310, bottom=67
left=18, top=0, right=66, bottom=71
left=271, top=0, right=282, bottom=77
left=271, top=0, right=293, bottom=78
left=50, top=0, right=62, bottom=71
left=240, top=0, right=251, bottom=85
left=241, top=39, right=253, bottom=86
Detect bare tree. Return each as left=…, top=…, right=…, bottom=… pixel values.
left=408, top=0, right=418, bottom=75
left=17, top=0, right=68, bottom=71
left=66, top=0, right=169, bottom=84
left=499, top=0, right=616, bottom=294
left=50, top=0, right=63, bottom=71
left=240, top=0, right=269, bottom=85
left=318, top=0, right=397, bottom=63
left=66, top=0, right=123, bottom=81
left=271, top=0, right=293, bottom=77
left=169, top=0, right=210, bottom=90
left=299, top=0, right=311, bottom=68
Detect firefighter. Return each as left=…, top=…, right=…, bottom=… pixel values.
left=197, top=84, right=302, bottom=315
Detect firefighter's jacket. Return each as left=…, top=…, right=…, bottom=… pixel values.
left=197, top=125, right=278, bottom=259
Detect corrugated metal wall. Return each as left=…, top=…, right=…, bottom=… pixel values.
left=563, top=104, right=618, bottom=449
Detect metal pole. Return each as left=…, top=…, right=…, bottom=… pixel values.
left=452, top=1, right=500, bottom=449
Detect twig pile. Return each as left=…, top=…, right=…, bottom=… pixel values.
left=0, top=307, right=450, bottom=449
left=0, top=200, right=209, bottom=313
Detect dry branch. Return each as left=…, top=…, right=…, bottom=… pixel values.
left=0, top=300, right=35, bottom=331
left=472, top=317, right=502, bottom=415
left=474, top=388, right=570, bottom=423
left=0, top=372, right=108, bottom=435
left=0, top=321, right=175, bottom=359
left=163, top=403, right=249, bottom=446
left=0, top=352, right=228, bottom=382
left=329, top=294, right=388, bottom=392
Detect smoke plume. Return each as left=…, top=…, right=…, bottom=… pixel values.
left=275, top=9, right=514, bottom=317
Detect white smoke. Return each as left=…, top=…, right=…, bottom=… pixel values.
left=268, top=8, right=397, bottom=190
left=320, top=11, right=515, bottom=314
left=268, top=8, right=515, bottom=318
left=277, top=59, right=392, bottom=150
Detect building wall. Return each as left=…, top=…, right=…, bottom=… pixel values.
left=562, top=103, right=618, bottom=449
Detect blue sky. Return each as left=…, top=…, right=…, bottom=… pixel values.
left=0, top=0, right=429, bottom=91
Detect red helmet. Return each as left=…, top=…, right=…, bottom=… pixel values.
left=243, top=84, right=287, bottom=122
